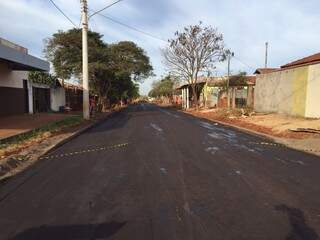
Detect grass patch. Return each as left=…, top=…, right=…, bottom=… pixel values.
left=0, top=115, right=83, bottom=150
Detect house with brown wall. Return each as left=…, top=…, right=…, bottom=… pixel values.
left=0, top=38, right=50, bottom=116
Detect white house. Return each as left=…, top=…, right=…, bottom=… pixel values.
left=0, top=38, right=67, bottom=116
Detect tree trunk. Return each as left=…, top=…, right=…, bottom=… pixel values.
left=191, top=84, right=198, bottom=110
left=97, top=96, right=104, bottom=112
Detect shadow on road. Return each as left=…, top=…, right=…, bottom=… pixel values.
left=87, top=104, right=161, bottom=134
left=9, top=221, right=126, bottom=240
left=275, top=204, right=319, bottom=240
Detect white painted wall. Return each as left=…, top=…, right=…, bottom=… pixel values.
left=0, top=65, right=27, bottom=89
left=27, top=82, right=33, bottom=114
left=305, top=64, right=320, bottom=118
left=50, top=87, right=66, bottom=112
left=27, top=82, right=50, bottom=114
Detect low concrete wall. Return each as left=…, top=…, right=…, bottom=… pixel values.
left=254, top=64, right=320, bottom=118
left=51, top=87, right=66, bottom=112
left=254, top=67, right=308, bottom=116
left=305, top=64, right=320, bottom=118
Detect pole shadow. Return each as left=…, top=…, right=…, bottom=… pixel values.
left=275, top=204, right=319, bottom=240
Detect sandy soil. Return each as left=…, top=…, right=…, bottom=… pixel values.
left=244, top=113, right=320, bottom=133
left=189, top=109, right=320, bottom=139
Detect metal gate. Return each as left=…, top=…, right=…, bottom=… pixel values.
left=33, top=87, right=50, bottom=113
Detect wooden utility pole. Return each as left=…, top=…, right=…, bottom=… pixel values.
left=81, top=0, right=90, bottom=120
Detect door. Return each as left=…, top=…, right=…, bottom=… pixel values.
left=33, top=87, right=50, bottom=113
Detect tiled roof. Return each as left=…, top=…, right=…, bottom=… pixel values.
left=58, top=79, right=83, bottom=90
left=254, top=68, right=279, bottom=74
left=281, top=52, right=320, bottom=69
left=178, top=75, right=256, bottom=89
left=244, top=76, right=256, bottom=85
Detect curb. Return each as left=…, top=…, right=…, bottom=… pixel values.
left=203, top=118, right=281, bottom=142
left=183, top=111, right=320, bottom=156
left=178, top=109, right=284, bottom=142
left=43, top=111, right=117, bottom=156
left=0, top=110, right=121, bottom=184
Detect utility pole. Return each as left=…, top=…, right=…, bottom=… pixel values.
left=81, top=0, right=90, bottom=120
left=265, top=42, right=269, bottom=68
left=226, top=51, right=234, bottom=108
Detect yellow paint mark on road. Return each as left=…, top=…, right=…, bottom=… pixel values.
left=40, top=143, right=129, bottom=160
left=250, top=141, right=285, bottom=148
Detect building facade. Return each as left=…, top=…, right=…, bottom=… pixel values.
left=254, top=53, right=320, bottom=118
left=178, top=75, right=256, bottom=109
left=0, top=38, right=50, bottom=116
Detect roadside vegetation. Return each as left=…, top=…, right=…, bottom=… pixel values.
left=0, top=115, right=83, bottom=159
left=1, top=29, right=154, bottom=174
left=32, top=28, right=153, bottom=110
left=148, top=75, right=179, bottom=98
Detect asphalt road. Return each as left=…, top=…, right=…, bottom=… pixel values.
left=1, top=104, right=320, bottom=240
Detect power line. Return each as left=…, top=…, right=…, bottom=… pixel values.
left=233, top=56, right=256, bottom=71
left=91, top=11, right=167, bottom=42
left=89, top=0, right=124, bottom=19
left=48, top=0, right=78, bottom=28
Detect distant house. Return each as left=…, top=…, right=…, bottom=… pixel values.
left=178, top=75, right=256, bottom=109
left=254, top=53, right=320, bottom=118
left=254, top=68, right=279, bottom=75
left=51, top=79, right=85, bottom=112
left=61, top=81, right=84, bottom=111
left=0, top=38, right=50, bottom=116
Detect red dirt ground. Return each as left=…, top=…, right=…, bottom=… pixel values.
left=188, top=111, right=313, bottom=139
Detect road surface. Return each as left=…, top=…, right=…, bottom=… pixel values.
left=0, top=104, right=320, bottom=240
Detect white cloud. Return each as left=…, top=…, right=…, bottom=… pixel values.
left=1, top=0, right=320, bottom=95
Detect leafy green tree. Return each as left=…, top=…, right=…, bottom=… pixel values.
left=108, top=73, right=140, bottom=105
left=148, top=75, right=177, bottom=98
left=44, top=28, right=105, bottom=80
left=44, top=28, right=152, bottom=110
left=109, top=41, right=153, bottom=81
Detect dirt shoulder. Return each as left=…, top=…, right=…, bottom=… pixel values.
left=185, top=108, right=320, bottom=155
left=0, top=111, right=117, bottom=181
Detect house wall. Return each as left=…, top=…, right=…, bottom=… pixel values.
left=305, top=64, right=320, bottom=118
left=27, top=82, right=50, bottom=114
left=0, top=65, right=28, bottom=116
left=202, top=84, right=219, bottom=108
left=51, top=87, right=66, bottom=112
left=0, top=64, right=27, bottom=89
left=254, top=64, right=320, bottom=118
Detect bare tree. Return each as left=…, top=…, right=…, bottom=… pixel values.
left=163, top=22, right=226, bottom=108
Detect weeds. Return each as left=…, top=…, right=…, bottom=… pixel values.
left=0, top=115, right=83, bottom=156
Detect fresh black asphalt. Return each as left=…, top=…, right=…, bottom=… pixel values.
left=0, top=103, right=320, bottom=240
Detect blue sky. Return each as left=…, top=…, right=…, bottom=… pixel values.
left=1, top=0, right=320, bottom=95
